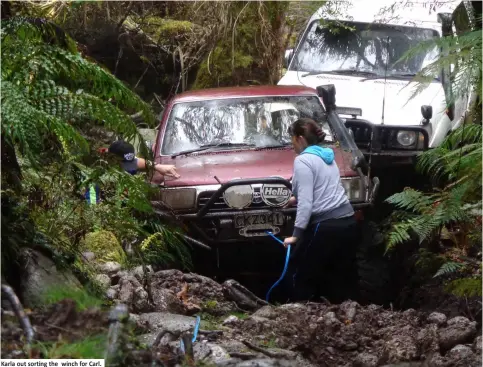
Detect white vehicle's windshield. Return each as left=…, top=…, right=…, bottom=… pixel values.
left=291, top=20, right=439, bottom=77
left=161, top=96, right=334, bottom=155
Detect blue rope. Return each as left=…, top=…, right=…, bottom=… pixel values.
left=265, top=231, right=291, bottom=303
left=179, top=315, right=201, bottom=354
left=265, top=224, right=321, bottom=303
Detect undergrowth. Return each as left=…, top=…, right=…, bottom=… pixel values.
left=40, top=285, right=103, bottom=311
left=35, top=334, right=107, bottom=359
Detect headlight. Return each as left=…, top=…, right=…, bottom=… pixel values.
left=396, top=131, right=417, bottom=146
left=160, top=188, right=196, bottom=210
left=223, top=185, right=253, bottom=209
left=341, top=177, right=363, bottom=201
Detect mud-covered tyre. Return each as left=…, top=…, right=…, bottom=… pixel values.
left=357, top=221, right=397, bottom=306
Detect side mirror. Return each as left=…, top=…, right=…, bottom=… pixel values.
left=316, top=84, right=336, bottom=112
left=421, top=105, right=433, bottom=125
left=284, top=49, right=294, bottom=68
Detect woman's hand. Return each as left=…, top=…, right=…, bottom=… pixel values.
left=284, top=196, right=297, bottom=208
left=156, top=164, right=180, bottom=179
left=283, top=236, right=298, bottom=248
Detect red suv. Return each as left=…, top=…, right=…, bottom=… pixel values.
left=149, top=84, right=379, bottom=244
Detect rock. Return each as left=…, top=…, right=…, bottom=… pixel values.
left=473, top=335, right=481, bottom=354
left=427, top=312, right=447, bottom=326
left=131, top=265, right=153, bottom=281
left=252, top=306, right=279, bottom=320
left=438, top=316, right=477, bottom=352
left=133, top=286, right=151, bottom=313
left=105, top=287, right=118, bottom=301
left=354, top=352, right=379, bottom=367
left=118, top=278, right=135, bottom=306
left=138, top=312, right=197, bottom=334
left=217, top=358, right=305, bottom=367
left=19, top=249, right=82, bottom=308
left=416, top=324, right=440, bottom=357
left=319, top=312, right=342, bottom=329
left=97, top=261, right=121, bottom=275
left=340, top=301, right=359, bottom=322
left=151, top=288, right=184, bottom=314
left=223, top=315, right=239, bottom=325
left=111, top=270, right=129, bottom=285
left=81, top=252, right=96, bottom=262
left=384, top=335, right=418, bottom=362
left=94, top=274, right=111, bottom=288
left=193, top=342, right=231, bottom=364
left=447, top=344, right=474, bottom=360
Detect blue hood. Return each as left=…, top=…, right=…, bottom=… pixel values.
left=301, top=145, right=334, bottom=165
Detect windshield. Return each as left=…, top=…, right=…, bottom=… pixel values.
left=161, top=96, right=334, bottom=155
left=291, top=20, right=439, bottom=77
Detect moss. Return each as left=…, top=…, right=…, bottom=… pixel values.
left=202, top=300, right=219, bottom=310
left=81, top=230, right=126, bottom=264
left=126, top=16, right=193, bottom=42
left=40, top=285, right=103, bottom=311
left=445, top=277, right=482, bottom=298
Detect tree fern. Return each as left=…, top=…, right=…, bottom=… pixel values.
left=1, top=17, right=154, bottom=166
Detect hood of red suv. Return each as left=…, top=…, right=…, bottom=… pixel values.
left=153, top=146, right=356, bottom=187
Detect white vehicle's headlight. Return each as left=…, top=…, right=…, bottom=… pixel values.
left=396, top=131, right=417, bottom=146
left=341, top=177, right=363, bottom=201
left=160, top=188, right=196, bottom=210
left=223, top=185, right=253, bottom=209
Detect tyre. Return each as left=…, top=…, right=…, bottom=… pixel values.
left=357, top=221, right=397, bottom=306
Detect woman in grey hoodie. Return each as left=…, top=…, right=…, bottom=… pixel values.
left=283, top=118, right=360, bottom=303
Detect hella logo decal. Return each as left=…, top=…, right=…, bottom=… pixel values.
left=260, top=184, right=291, bottom=207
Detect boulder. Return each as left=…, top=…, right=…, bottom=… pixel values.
left=354, top=352, right=379, bottom=367
left=252, top=306, right=279, bottom=320
left=19, top=249, right=82, bottom=308
left=383, top=335, right=418, bottom=363
left=97, top=261, right=121, bottom=275
left=81, top=252, right=96, bottom=263
left=138, top=312, right=197, bottom=334
left=94, top=274, right=111, bottom=288
left=473, top=335, right=482, bottom=354
left=427, top=312, right=447, bottom=326
left=223, top=315, right=240, bottom=326
left=151, top=288, right=184, bottom=314
left=193, top=342, right=231, bottom=364
left=131, top=265, right=153, bottom=282
left=438, top=316, right=477, bottom=352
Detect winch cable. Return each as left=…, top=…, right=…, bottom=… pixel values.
left=265, top=223, right=320, bottom=303
left=179, top=315, right=201, bottom=354
left=265, top=231, right=291, bottom=303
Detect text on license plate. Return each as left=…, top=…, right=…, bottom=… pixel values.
left=234, top=213, right=284, bottom=228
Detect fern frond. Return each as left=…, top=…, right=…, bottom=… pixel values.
left=384, top=188, right=434, bottom=213
left=434, top=261, right=464, bottom=278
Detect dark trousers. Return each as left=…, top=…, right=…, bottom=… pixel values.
left=284, top=215, right=360, bottom=304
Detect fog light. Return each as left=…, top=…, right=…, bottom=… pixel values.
left=223, top=185, right=253, bottom=209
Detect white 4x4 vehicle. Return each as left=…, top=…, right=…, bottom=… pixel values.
left=279, top=1, right=475, bottom=167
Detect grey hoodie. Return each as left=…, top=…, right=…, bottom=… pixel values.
left=291, top=146, right=354, bottom=238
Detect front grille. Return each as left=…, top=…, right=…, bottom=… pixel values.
left=345, top=120, right=372, bottom=149
left=197, top=187, right=272, bottom=211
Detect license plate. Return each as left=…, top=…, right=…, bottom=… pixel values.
left=234, top=212, right=284, bottom=228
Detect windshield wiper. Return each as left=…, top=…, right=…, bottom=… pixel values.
left=301, top=69, right=379, bottom=78
left=255, top=142, right=291, bottom=150
left=171, top=142, right=255, bottom=158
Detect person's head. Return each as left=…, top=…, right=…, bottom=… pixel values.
left=108, top=140, right=138, bottom=173
left=288, top=118, right=326, bottom=154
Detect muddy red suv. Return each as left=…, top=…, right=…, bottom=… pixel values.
left=149, top=85, right=380, bottom=250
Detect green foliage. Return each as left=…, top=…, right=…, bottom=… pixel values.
left=445, top=277, right=482, bottom=298
left=82, top=230, right=126, bottom=264
left=396, top=27, right=482, bottom=104
left=434, top=261, right=465, bottom=278
left=35, top=334, right=107, bottom=359
left=139, top=226, right=192, bottom=270
left=1, top=17, right=154, bottom=165
left=40, top=285, right=103, bottom=311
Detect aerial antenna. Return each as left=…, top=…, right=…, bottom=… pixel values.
left=381, top=36, right=389, bottom=125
